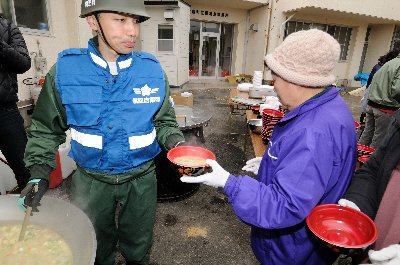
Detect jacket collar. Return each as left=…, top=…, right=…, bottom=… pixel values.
left=87, top=37, right=133, bottom=71
left=279, top=86, right=338, bottom=123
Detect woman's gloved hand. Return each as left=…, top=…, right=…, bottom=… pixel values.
left=338, top=199, right=361, bottom=211
left=180, top=159, right=230, bottom=188
left=18, top=178, right=49, bottom=212
left=364, top=244, right=400, bottom=265
left=242, top=157, right=262, bottom=174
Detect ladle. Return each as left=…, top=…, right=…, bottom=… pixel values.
left=18, top=184, right=38, bottom=241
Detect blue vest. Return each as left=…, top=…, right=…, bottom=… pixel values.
left=56, top=41, right=164, bottom=174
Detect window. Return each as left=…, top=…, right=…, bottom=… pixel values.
left=202, top=22, right=219, bottom=33
left=0, top=0, right=49, bottom=32
left=391, top=25, right=400, bottom=51
left=285, top=21, right=352, bottom=61
left=158, top=24, right=173, bottom=53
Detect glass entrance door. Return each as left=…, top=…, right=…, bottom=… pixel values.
left=190, top=21, right=232, bottom=79
left=200, top=33, right=220, bottom=78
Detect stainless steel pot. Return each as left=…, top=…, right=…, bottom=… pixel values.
left=247, top=119, right=262, bottom=134
left=0, top=195, right=96, bottom=265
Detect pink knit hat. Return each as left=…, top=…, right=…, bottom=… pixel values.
left=265, top=29, right=340, bottom=87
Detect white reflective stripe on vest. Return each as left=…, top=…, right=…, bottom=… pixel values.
left=70, top=128, right=103, bottom=149
left=129, top=128, right=157, bottom=149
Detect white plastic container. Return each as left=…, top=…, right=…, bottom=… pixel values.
left=249, top=85, right=276, bottom=99
left=253, top=71, right=263, bottom=87
left=0, top=151, right=17, bottom=195
left=59, top=130, right=77, bottom=179
left=0, top=132, right=76, bottom=194
left=237, top=82, right=253, bottom=92
left=30, top=85, right=42, bottom=105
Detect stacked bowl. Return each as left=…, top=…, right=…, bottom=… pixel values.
left=261, top=108, right=284, bottom=144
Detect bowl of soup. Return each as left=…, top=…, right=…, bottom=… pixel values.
left=167, top=146, right=216, bottom=176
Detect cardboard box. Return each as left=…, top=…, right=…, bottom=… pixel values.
left=171, top=92, right=193, bottom=106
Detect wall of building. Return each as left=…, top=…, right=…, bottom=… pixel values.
left=14, top=0, right=400, bottom=98
left=245, top=5, right=269, bottom=75
left=363, top=25, right=395, bottom=72
left=265, top=0, right=400, bottom=87
left=176, top=3, right=191, bottom=86
left=16, top=0, right=91, bottom=102
left=142, top=2, right=190, bottom=86
left=282, top=0, right=400, bottom=22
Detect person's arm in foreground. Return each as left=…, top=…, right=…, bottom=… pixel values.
left=183, top=129, right=338, bottom=229
left=19, top=65, right=68, bottom=212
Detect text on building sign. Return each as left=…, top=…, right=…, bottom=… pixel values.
left=191, top=9, right=229, bottom=18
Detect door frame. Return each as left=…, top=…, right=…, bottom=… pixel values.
left=199, top=32, right=220, bottom=79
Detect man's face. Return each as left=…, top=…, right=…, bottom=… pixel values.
left=87, top=12, right=140, bottom=58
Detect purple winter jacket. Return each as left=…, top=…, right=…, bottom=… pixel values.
left=224, top=87, right=357, bottom=265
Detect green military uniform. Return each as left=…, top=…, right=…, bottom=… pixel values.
left=24, top=38, right=184, bottom=265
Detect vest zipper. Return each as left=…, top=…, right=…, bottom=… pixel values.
left=116, top=175, right=119, bottom=184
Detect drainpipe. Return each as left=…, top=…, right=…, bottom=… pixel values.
left=264, top=0, right=274, bottom=73
left=242, top=10, right=250, bottom=74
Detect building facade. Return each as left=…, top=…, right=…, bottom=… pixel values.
left=1, top=0, right=400, bottom=107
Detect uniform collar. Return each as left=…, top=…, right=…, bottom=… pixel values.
left=88, top=37, right=133, bottom=70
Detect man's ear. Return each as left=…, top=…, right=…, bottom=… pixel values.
left=86, top=15, right=98, bottom=31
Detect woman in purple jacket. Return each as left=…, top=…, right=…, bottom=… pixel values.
left=182, top=29, right=357, bottom=265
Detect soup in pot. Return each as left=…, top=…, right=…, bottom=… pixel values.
left=0, top=224, right=73, bottom=265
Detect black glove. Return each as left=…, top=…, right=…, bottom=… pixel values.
left=18, top=178, right=49, bottom=213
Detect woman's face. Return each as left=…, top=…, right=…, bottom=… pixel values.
left=272, top=73, right=300, bottom=111
left=272, top=73, right=325, bottom=111
left=86, top=12, right=140, bottom=61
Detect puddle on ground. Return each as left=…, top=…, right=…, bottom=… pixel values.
left=185, top=227, right=208, bottom=237
left=164, top=214, right=178, bottom=226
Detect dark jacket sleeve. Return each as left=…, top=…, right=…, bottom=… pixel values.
left=344, top=111, right=400, bottom=219
left=0, top=18, right=31, bottom=73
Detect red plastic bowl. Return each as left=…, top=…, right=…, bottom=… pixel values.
left=167, top=146, right=216, bottom=176
left=357, top=144, right=375, bottom=164
left=306, top=204, right=377, bottom=251
left=251, top=105, right=260, bottom=114
left=262, top=108, right=285, bottom=118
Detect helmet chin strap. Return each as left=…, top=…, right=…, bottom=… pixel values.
left=94, top=13, right=122, bottom=56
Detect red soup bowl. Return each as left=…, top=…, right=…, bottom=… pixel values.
left=167, top=146, right=216, bottom=176
left=306, top=204, right=377, bottom=254
left=357, top=144, right=375, bottom=164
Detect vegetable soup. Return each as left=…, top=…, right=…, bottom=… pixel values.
left=0, top=224, right=73, bottom=265
left=173, top=155, right=207, bottom=167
